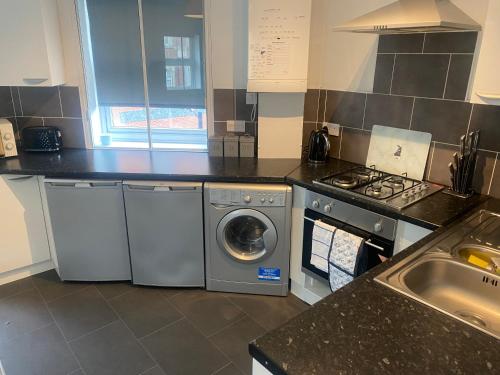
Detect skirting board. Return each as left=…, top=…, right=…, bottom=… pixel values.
left=0, top=260, right=55, bottom=286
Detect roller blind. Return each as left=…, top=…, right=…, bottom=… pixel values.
left=86, top=0, right=205, bottom=109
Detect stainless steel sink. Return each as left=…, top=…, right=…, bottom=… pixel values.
left=376, top=210, right=500, bottom=339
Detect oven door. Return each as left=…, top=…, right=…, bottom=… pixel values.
left=217, top=209, right=278, bottom=263
left=302, top=209, right=394, bottom=281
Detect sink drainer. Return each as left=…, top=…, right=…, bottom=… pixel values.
left=455, top=310, right=488, bottom=328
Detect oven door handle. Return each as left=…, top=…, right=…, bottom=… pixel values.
left=365, top=240, right=385, bottom=251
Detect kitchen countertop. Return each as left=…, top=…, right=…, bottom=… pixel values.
left=250, top=199, right=500, bottom=375
left=0, top=149, right=301, bottom=183
left=287, top=158, right=488, bottom=230
left=0, top=150, right=488, bottom=230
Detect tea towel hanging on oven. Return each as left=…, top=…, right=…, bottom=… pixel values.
left=310, top=220, right=337, bottom=273
left=328, top=229, right=368, bottom=292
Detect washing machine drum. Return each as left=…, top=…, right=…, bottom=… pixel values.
left=217, top=209, right=278, bottom=263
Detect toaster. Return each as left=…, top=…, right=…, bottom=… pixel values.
left=0, top=119, right=18, bottom=158
left=22, top=126, right=63, bottom=152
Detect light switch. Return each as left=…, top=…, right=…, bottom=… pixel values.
left=227, top=120, right=236, bottom=132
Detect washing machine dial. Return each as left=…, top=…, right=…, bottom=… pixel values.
left=243, top=195, right=252, bottom=203
left=269, top=197, right=274, bottom=203
left=260, top=197, right=266, bottom=203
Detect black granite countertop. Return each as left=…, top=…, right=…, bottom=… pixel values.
left=287, top=158, right=488, bottom=230
left=250, top=199, right=500, bottom=375
left=0, top=149, right=301, bottom=183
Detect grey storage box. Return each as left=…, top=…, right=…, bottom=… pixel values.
left=208, top=135, right=224, bottom=157
left=239, top=135, right=255, bottom=157
left=224, top=134, right=239, bottom=157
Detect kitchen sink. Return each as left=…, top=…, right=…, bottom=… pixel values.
left=375, top=210, right=500, bottom=339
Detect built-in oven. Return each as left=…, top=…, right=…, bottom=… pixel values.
left=302, top=190, right=397, bottom=282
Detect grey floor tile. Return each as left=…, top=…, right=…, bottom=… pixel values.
left=210, top=316, right=266, bottom=375
left=32, top=269, right=91, bottom=302
left=110, top=287, right=182, bottom=338
left=0, top=276, right=34, bottom=300
left=142, top=319, right=230, bottom=375
left=140, top=366, right=166, bottom=375
left=48, top=286, right=117, bottom=341
left=171, top=291, right=245, bottom=337
left=0, top=289, right=53, bottom=343
left=70, top=320, right=154, bottom=375
left=67, top=370, right=84, bottom=375
left=213, top=363, right=245, bottom=375
left=96, top=282, right=134, bottom=300
left=228, top=294, right=308, bottom=331
left=0, top=324, right=79, bottom=375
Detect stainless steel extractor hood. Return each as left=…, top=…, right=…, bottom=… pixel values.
left=333, top=0, right=481, bottom=34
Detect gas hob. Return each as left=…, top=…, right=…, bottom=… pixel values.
left=313, top=165, right=443, bottom=210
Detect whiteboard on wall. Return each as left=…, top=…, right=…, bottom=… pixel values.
left=247, top=0, right=312, bottom=93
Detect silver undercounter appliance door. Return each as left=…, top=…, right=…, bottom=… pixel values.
left=123, top=181, right=205, bottom=287
left=44, top=180, right=131, bottom=281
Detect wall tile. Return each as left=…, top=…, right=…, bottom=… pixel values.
left=48, top=118, right=86, bottom=149
left=318, top=90, right=327, bottom=122
left=469, top=104, right=500, bottom=152
left=444, top=54, right=473, bottom=100
left=213, top=89, right=234, bottom=121
left=489, top=154, right=500, bottom=198
left=235, top=89, right=256, bottom=121
left=378, top=34, right=424, bottom=53
left=411, top=98, right=472, bottom=144
left=373, top=54, right=394, bottom=94
left=339, top=127, right=370, bottom=165
left=427, top=142, right=459, bottom=187
left=18, top=87, right=62, bottom=117
left=16, top=117, right=43, bottom=139
left=59, top=86, right=82, bottom=118
left=364, top=94, right=413, bottom=130
left=328, top=130, right=342, bottom=159
left=423, top=32, right=477, bottom=53
left=471, top=150, right=496, bottom=195
left=213, top=121, right=227, bottom=136
left=391, top=54, right=449, bottom=98
left=324, top=90, right=365, bottom=129
left=303, top=89, right=320, bottom=122
left=0, top=87, right=14, bottom=117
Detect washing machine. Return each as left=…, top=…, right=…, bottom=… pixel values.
left=204, top=183, right=292, bottom=296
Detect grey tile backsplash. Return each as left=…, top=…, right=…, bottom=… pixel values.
left=213, top=88, right=258, bottom=138
left=303, top=31, right=500, bottom=198
left=0, top=85, right=85, bottom=149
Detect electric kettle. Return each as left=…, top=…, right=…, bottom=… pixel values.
left=308, top=126, right=330, bottom=164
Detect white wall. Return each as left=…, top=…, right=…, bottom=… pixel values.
left=308, top=0, right=490, bottom=93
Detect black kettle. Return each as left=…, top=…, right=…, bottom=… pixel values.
left=308, top=126, right=330, bottom=164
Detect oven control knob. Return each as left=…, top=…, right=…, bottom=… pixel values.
left=402, top=192, right=409, bottom=201
left=243, top=195, right=252, bottom=203
left=374, top=222, right=383, bottom=233
left=324, top=204, right=332, bottom=213
left=312, top=200, right=320, bottom=209
left=421, top=183, right=429, bottom=191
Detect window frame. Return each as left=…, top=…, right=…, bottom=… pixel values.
left=75, top=0, right=213, bottom=152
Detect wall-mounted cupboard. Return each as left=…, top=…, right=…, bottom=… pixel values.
left=0, top=0, right=65, bottom=86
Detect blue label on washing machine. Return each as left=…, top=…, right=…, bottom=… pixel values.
left=258, top=267, right=281, bottom=281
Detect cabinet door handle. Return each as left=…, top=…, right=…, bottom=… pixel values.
left=7, top=175, right=35, bottom=182
left=23, top=78, right=48, bottom=85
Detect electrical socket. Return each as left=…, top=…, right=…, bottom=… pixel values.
left=324, top=122, right=340, bottom=137
left=227, top=120, right=246, bottom=132
left=246, top=92, right=258, bottom=105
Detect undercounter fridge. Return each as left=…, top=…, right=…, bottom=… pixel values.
left=122, top=181, right=205, bottom=287
left=44, top=180, right=131, bottom=281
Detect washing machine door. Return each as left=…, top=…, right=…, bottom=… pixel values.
left=216, top=209, right=278, bottom=263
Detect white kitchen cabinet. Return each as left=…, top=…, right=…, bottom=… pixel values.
left=0, top=175, right=51, bottom=279
left=0, top=0, right=65, bottom=86
left=471, top=0, right=500, bottom=104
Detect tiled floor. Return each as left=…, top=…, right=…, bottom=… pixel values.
left=0, top=270, right=308, bottom=375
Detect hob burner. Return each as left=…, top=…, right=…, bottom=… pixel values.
left=386, top=176, right=404, bottom=186
left=333, top=175, right=356, bottom=188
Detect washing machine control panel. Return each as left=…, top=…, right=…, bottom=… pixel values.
left=210, top=189, right=286, bottom=207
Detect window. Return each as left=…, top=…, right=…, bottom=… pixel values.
left=78, top=0, right=207, bottom=150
